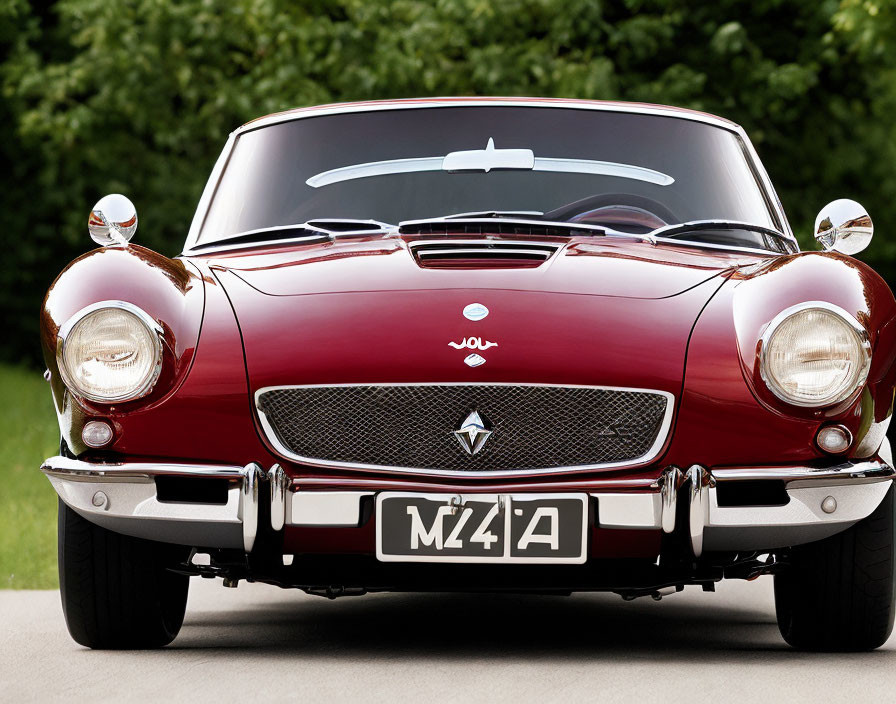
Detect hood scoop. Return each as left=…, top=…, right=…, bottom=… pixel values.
left=408, top=239, right=561, bottom=269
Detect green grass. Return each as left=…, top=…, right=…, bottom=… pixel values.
left=0, top=365, right=60, bottom=588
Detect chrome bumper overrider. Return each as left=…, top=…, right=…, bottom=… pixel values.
left=41, top=456, right=893, bottom=555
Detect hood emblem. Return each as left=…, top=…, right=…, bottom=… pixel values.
left=449, top=336, right=498, bottom=351
left=464, top=353, right=486, bottom=367
left=454, top=410, right=492, bottom=455
left=463, top=303, right=489, bottom=321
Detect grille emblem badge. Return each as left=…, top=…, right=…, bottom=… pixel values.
left=463, top=303, right=489, bottom=321
left=464, top=353, right=486, bottom=367
left=454, top=410, right=492, bottom=455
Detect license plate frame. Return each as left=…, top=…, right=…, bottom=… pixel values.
left=375, top=492, right=589, bottom=564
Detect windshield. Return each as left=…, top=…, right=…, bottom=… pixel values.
left=197, top=106, right=782, bottom=248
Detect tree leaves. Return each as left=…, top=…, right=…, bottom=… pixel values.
left=3, top=0, right=896, bottom=364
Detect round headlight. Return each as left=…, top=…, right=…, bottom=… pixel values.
left=760, top=303, right=871, bottom=407
left=58, top=302, right=162, bottom=403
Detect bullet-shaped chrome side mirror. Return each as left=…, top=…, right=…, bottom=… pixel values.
left=814, top=199, right=873, bottom=256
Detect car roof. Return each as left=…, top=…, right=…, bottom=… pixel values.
left=235, top=97, right=742, bottom=136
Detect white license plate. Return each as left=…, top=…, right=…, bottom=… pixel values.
left=375, top=492, right=588, bottom=564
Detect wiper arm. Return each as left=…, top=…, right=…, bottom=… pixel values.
left=650, top=220, right=796, bottom=253
left=187, top=219, right=396, bottom=253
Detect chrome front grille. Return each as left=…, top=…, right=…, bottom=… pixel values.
left=255, top=384, right=672, bottom=475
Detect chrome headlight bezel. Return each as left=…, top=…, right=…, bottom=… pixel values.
left=56, top=301, right=164, bottom=404
left=759, top=301, right=872, bottom=408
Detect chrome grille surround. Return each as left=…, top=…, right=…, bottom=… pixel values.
left=255, top=383, right=674, bottom=477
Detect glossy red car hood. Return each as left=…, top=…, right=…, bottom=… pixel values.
left=203, top=236, right=763, bottom=395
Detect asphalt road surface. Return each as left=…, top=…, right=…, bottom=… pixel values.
left=2, top=576, right=895, bottom=703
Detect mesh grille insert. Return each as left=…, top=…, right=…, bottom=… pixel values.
left=257, top=385, right=670, bottom=473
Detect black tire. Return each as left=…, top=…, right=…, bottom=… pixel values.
left=774, top=484, right=896, bottom=651
left=58, top=499, right=190, bottom=649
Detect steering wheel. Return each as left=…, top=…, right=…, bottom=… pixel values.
left=543, top=193, right=678, bottom=234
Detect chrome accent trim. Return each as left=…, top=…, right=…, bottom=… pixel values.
left=592, top=492, right=662, bottom=529
left=183, top=99, right=795, bottom=252
left=420, top=247, right=551, bottom=258
left=758, top=301, right=872, bottom=408
left=240, top=463, right=262, bottom=552
left=659, top=466, right=683, bottom=534
left=881, top=437, right=894, bottom=468
left=41, top=455, right=245, bottom=481
left=711, top=460, right=894, bottom=486
left=239, top=99, right=743, bottom=139
left=290, top=491, right=373, bottom=526
left=407, top=239, right=561, bottom=258
left=55, top=300, right=164, bottom=404
left=268, top=463, right=289, bottom=531
left=687, top=465, right=710, bottom=557
left=856, top=415, right=892, bottom=459
left=297, top=477, right=659, bottom=491
left=687, top=461, right=894, bottom=551
left=253, top=382, right=676, bottom=478
left=186, top=131, right=237, bottom=250
left=40, top=456, right=248, bottom=549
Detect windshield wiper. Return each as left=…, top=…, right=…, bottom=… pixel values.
left=188, top=219, right=396, bottom=252
left=650, top=220, right=796, bottom=253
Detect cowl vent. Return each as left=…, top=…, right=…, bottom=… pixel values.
left=407, top=239, right=561, bottom=269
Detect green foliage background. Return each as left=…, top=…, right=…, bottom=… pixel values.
left=3, top=0, right=896, bottom=365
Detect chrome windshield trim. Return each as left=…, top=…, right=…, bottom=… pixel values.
left=253, top=382, right=675, bottom=478
left=237, top=99, right=743, bottom=136
left=184, top=99, right=795, bottom=252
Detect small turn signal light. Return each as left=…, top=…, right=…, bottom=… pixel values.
left=82, top=420, right=114, bottom=448
left=816, top=424, right=852, bottom=454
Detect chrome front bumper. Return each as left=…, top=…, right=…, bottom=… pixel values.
left=41, top=457, right=263, bottom=551
left=41, top=456, right=894, bottom=554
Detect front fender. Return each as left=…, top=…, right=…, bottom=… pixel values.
left=667, top=251, right=896, bottom=469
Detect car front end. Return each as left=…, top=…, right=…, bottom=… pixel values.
left=40, top=98, right=896, bottom=650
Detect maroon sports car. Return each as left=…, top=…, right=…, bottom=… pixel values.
left=41, top=98, right=895, bottom=651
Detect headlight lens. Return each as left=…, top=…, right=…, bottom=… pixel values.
left=59, top=304, right=162, bottom=402
left=760, top=305, right=871, bottom=407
